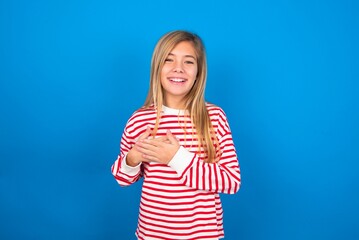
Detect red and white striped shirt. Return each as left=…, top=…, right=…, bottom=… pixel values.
left=111, top=104, right=241, bottom=240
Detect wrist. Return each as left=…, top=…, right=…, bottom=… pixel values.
left=126, top=151, right=141, bottom=167
left=122, top=156, right=142, bottom=175
left=126, top=154, right=141, bottom=167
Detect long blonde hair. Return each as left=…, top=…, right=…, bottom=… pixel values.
left=144, top=30, right=218, bottom=163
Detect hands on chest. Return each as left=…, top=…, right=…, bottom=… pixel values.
left=126, top=127, right=180, bottom=166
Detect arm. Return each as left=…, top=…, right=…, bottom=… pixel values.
left=111, top=127, right=150, bottom=186
left=169, top=126, right=241, bottom=194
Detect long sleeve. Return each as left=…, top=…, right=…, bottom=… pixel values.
left=111, top=127, right=143, bottom=186
left=168, top=108, right=241, bottom=194
left=111, top=105, right=239, bottom=239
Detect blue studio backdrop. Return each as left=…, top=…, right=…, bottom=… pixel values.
left=1, top=0, right=358, bottom=239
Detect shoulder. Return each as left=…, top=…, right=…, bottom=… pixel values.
left=206, top=102, right=227, bottom=119
left=206, top=103, right=231, bottom=136
left=206, top=102, right=232, bottom=135
left=125, top=105, right=157, bottom=129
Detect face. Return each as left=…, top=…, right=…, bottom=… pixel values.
left=160, top=41, right=198, bottom=108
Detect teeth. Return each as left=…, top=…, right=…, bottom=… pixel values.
left=170, top=78, right=186, bottom=82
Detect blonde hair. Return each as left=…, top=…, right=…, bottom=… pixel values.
left=144, top=30, right=218, bottom=163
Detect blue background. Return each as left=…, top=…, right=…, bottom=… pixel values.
left=1, top=0, right=358, bottom=239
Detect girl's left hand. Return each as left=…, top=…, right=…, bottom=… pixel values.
left=135, top=130, right=180, bottom=165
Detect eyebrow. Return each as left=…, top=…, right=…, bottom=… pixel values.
left=168, top=53, right=196, bottom=60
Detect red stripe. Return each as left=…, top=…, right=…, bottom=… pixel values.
left=202, top=162, right=206, bottom=190
left=144, top=180, right=185, bottom=187
left=226, top=171, right=232, bottom=194
left=139, top=205, right=216, bottom=218
left=144, top=175, right=180, bottom=181
left=220, top=169, right=225, bottom=193
left=137, top=221, right=221, bottom=237
left=141, top=194, right=215, bottom=206
left=128, top=115, right=156, bottom=127
left=214, top=163, right=219, bottom=192
left=114, top=176, right=133, bottom=185
left=144, top=168, right=177, bottom=174
left=209, top=163, right=213, bottom=192
left=142, top=184, right=195, bottom=194
left=160, top=115, right=190, bottom=120
left=141, top=189, right=212, bottom=200
left=195, top=160, right=200, bottom=189
left=139, top=218, right=218, bottom=231
left=221, top=164, right=241, bottom=182
left=118, top=170, right=140, bottom=179
left=139, top=211, right=215, bottom=224
left=140, top=201, right=214, bottom=212
left=137, top=228, right=222, bottom=240
left=159, top=119, right=192, bottom=124
left=127, top=111, right=156, bottom=123
left=179, top=154, right=196, bottom=179
left=189, top=166, right=193, bottom=187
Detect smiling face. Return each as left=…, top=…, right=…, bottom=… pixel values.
left=160, top=41, right=198, bottom=109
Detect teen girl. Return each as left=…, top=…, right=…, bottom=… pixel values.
left=111, top=30, right=241, bottom=240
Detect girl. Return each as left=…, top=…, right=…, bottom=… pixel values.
left=111, top=30, right=241, bottom=240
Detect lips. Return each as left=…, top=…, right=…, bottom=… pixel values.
left=168, top=77, right=187, bottom=83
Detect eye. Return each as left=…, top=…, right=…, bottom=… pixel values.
left=165, top=58, right=173, bottom=62
left=185, top=60, right=195, bottom=64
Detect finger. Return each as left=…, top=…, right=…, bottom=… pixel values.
left=138, top=126, right=152, bottom=141
left=142, top=138, right=170, bottom=149
left=152, top=138, right=171, bottom=145
left=166, top=130, right=178, bottom=144
left=152, top=136, right=169, bottom=142
left=141, top=138, right=160, bottom=147
left=136, top=142, right=158, bottom=154
left=142, top=154, right=159, bottom=162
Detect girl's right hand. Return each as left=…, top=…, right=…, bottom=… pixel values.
left=126, top=127, right=152, bottom=167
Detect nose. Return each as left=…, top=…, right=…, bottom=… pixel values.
left=173, top=62, right=184, bottom=73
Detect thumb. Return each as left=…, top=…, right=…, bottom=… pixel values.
left=166, top=130, right=178, bottom=144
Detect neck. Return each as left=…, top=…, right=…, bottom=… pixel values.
left=164, top=97, right=186, bottom=109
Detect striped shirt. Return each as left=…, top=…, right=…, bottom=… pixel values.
left=111, top=104, right=241, bottom=240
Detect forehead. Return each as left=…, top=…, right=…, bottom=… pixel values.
left=169, top=41, right=196, bottom=58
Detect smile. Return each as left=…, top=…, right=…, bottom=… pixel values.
left=168, top=78, right=187, bottom=83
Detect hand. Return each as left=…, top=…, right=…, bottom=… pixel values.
left=136, top=130, right=180, bottom=165
left=126, top=127, right=152, bottom=167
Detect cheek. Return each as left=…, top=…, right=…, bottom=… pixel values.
left=161, top=65, right=170, bottom=76
left=191, top=67, right=199, bottom=79
left=160, top=66, right=168, bottom=80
